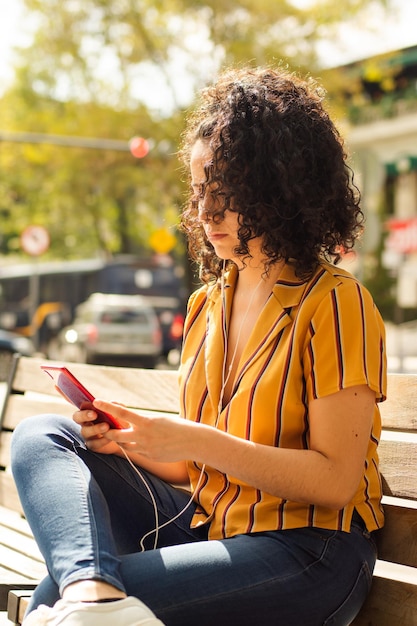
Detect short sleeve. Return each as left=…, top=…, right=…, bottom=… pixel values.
left=304, top=279, right=387, bottom=402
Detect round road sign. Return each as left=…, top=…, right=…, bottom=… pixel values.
left=20, top=225, right=50, bottom=256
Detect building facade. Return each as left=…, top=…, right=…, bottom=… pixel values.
left=325, top=45, right=417, bottom=318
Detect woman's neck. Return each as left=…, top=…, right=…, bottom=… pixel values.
left=234, top=259, right=285, bottom=294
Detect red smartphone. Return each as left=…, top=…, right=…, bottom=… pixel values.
left=41, top=365, right=123, bottom=429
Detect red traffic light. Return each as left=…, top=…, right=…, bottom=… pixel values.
left=129, top=136, right=150, bottom=158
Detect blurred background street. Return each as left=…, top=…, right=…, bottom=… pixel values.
left=385, top=322, right=417, bottom=372
left=1, top=0, right=417, bottom=380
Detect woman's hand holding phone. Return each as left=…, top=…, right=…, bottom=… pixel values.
left=40, top=364, right=191, bottom=483
left=41, top=365, right=130, bottom=455
left=73, top=406, right=123, bottom=455
left=41, top=365, right=123, bottom=429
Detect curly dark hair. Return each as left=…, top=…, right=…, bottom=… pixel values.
left=179, top=65, right=364, bottom=283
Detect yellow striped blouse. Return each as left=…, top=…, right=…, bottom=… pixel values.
left=178, top=261, right=387, bottom=540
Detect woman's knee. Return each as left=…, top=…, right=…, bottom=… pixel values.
left=11, top=414, right=80, bottom=468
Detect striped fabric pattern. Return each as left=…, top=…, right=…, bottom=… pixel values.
left=179, top=261, right=387, bottom=540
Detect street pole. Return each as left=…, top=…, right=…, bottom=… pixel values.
left=0, top=131, right=150, bottom=155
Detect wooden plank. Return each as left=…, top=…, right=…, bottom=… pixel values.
left=351, top=567, right=417, bottom=625
left=5, top=588, right=35, bottom=620
left=0, top=506, right=42, bottom=614
left=378, top=431, right=417, bottom=499
left=2, top=394, right=74, bottom=432
left=0, top=505, right=44, bottom=614
left=0, top=505, right=46, bottom=581
left=0, top=545, right=45, bottom=581
left=378, top=496, right=417, bottom=567
left=0, top=526, right=43, bottom=566
left=380, top=373, right=417, bottom=431
left=0, top=507, right=38, bottom=548
left=0, top=506, right=32, bottom=536
left=0, top=474, right=24, bottom=515
left=374, top=560, right=417, bottom=584
left=0, top=433, right=12, bottom=470
left=0, top=567, right=37, bottom=584
left=7, top=589, right=35, bottom=625
left=11, top=357, right=180, bottom=414
left=0, top=521, right=43, bottom=565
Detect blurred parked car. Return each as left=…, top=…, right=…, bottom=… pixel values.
left=53, top=293, right=162, bottom=368
left=0, top=330, right=35, bottom=381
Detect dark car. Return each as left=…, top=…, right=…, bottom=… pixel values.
left=0, top=330, right=35, bottom=381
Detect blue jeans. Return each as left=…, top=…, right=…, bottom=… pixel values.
left=11, top=414, right=377, bottom=626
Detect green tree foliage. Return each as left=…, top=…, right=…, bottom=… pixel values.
left=0, top=88, right=184, bottom=259
left=0, top=0, right=391, bottom=261
left=16, top=0, right=391, bottom=110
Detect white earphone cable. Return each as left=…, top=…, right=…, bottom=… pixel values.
left=119, top=446, right=206, bottom=551
left=122, top=261, right=264, bottom=551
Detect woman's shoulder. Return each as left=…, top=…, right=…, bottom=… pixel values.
left=318, top=260, right=368, bottom=293
left=307, top=261, right=378, bottom=314
left=313, top=262, right=381, bottom=321
left=186, top=281, right=217, bottom=311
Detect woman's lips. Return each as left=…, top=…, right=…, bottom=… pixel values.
left=207, top=232, right=227, bottom=242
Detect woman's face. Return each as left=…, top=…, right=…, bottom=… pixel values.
left=190, top=140, right=242, bottom=262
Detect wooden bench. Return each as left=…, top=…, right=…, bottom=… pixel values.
left=0, top=355, right=416, bottom=625
left=0, top=355, right=179, bottom=624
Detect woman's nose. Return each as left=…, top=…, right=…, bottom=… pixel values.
left=198, top=205, right=211, bottom=223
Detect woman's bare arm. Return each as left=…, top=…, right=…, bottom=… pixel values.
left=94, top=384, right=375, bottom=509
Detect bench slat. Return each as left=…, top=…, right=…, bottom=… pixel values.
left=7, top=589, right=36, bottom=625
left=379, top=435, right=417, bottom=500
left=351, top=569, right=417, bottom=625
left=0, top=506, right=42, bottom=613
left=380, top=374, right=417, bottom=431
left=0, top=525, right=43, bottom=565
left=0, top=544, right=45, bottom=581
left=0, top=433, right=12, bottom=470
left=0, top=520, right=43, bottom=562
left=377, top=497, right=417, bottom=567
left=2, top=394, right=74, bottom=431
left=8, top=358, right=180, bottom=414
left=0, top=474, right=25, bottom=514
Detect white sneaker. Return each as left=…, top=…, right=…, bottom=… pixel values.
left=22, top=596, right=165, bottom=625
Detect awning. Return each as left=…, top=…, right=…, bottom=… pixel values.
left=385, top=156, right=417, bottom=177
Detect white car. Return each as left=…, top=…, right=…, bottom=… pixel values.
left=55, top=293, right=163, bottom=368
